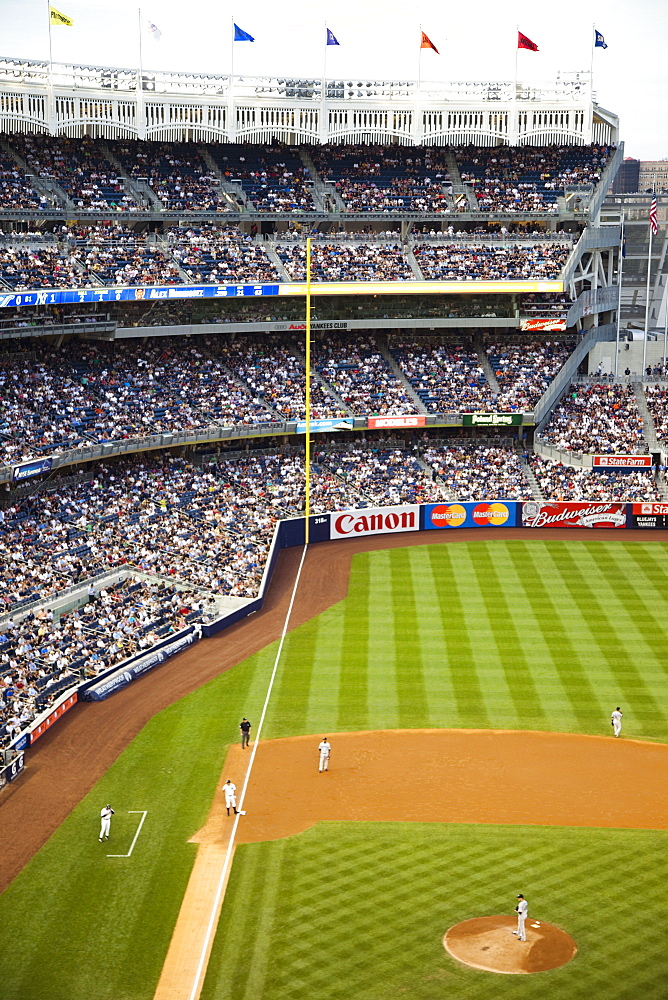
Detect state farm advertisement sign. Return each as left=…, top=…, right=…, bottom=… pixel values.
left=367, top=415, right=426, bottom=429
left=522, top=501, right=627, bottom=529
left=330, top=504, right=420, bottom=539
left=593, top=455, right=652, bottom=468
left=424, top=501, right=517, bottom=530
left=629, top=503, right=668, bottom=529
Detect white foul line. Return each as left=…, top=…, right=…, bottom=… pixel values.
left=188, top=542, right=309, bottom=1000
left=107, top=810, right=148, bottom=858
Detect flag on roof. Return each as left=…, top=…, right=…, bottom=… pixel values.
left=517, top=31, right=538, bottom=51
left=326, top=28, right=340, bottom=46
left=594, top=29, right=607, bottom=49
left=147, top=21, right=162, bottom=42
left=234, top=24, right=254, bottom=42
left=420, top=31, right=439, bottom=54
left=49, top=5, right=73, bottom=26
left=650, top=196, right=658, bottom=236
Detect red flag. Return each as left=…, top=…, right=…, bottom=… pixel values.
left=649, top=196, right=658, bottom=236
left=518, top=30, right=538, bottom=51
left=420, top=31, right=439, bottom=54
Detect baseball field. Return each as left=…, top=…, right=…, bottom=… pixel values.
left=1, top=534, right=667, bottom=1000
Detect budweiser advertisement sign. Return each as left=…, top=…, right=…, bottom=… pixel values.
left=522, top=501, right=627, bottom=529
left=424, top=501, right=516, bottom=530
left=592, top=455, right=652, bottom=468
left=520, top=318, right=567, bottom=332
left=330, top=504, right=420, bottom=539
left=367, top=415, right=426, bottom=429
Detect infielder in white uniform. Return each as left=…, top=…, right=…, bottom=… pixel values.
left=223, top=779, right=240, bottom=816
left=611, top=707, right=623, bottom=737
left=514, top=894, right=528, bottom=941
left=318, top=738, right=331, bottom=772
left=99, top=804, right=114, bottom=841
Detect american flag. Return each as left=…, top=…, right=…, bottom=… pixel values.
left=649, top=196, right=658, bottom=236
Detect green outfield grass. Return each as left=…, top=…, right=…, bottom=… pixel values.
left=201, top=822, right=668, bottom=1000
left=1, top=538, right=668, bottom=1000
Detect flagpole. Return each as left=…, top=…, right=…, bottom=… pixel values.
left=589, top=23, right=595, bottom=97
left=643, top=204, right=653, bottom=376
left=305, top=237, right=312, bottom=543
left=137, top=8, right=145, bottom=140
left=615, top=212, right=624, bottom=378
left=229, top=15, right=235, bottom=141
left=46, top=0, right=55, bottom=133
left=322, top=22, right=327, bottom=146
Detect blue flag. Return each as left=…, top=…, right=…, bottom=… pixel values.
left=234, top=23, right=254, bottom=42
left=326, top=28, right=340, bottom=46
left=594, top=29, right=607, bottom=49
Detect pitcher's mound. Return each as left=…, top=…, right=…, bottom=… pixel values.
left=444, top=915, right=577, bottom=974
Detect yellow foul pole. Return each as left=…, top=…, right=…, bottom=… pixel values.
left=305, top=236, right=312, bottom=544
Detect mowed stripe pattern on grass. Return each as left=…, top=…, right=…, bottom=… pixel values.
left=266, top=539, right=668, bottom=741
left=201, top=822, right=668, bottom=1000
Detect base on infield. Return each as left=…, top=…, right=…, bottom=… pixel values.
left=443, top=915, right=577, bottom=974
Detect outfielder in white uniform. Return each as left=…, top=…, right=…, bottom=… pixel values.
left=99, top=804, right=114, bottom=841
left=223, top=779, right=239, bottom=816
left=611, top=707, right=623, bottom=737
left=514, top=894, right=528, bottom=941
left=318, top=738, right=331, bottom=772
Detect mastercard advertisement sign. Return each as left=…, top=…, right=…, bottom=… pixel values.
left=424, top=501, right=516, bottom=530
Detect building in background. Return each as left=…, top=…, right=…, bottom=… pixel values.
left=639, top=161, right=668, bottom=194
left=612, top=158, right=640, bottom=194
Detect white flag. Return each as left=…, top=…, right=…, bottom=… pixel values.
left=147, top=20, right=162, bottom=41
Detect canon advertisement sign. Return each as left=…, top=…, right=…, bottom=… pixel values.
left=522, top=501, right=627, bottom=529
left=330, top=504, right=420, bottom=539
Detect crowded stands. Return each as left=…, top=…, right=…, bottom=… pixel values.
left=486, top=339, right=573, bottom=410
left=0, top=149, right=44, bottom=210
left=390, top=340, right=495, bottom=412
left=0, top=577, right=216, bottom=745
left=208, top=144, right=314, bottom=211
left=113, top=140, right=224, bottom=212
left=459, top=144, right=613, bottom=212
left=169, top=225, right=279, bottom=283
left=423, top=444, right=532, bottom=499
left=9, top=134, right=138, bottom=211
left=315, top=334, right=415, bottom=414
left=530, top=456, right=662, bottom=501
left=643, top=385, right=668, bottom=445
left=413, top=241, right=570, bottom=280
left=311, top=145, right=452, bottom=211
left=276, top=241, right=414, bottom=281
left=537, top=383, right=647, bottom=454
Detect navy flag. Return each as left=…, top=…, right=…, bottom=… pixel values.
left=594, top=29, right=607, bottom=49
left=234, top=24, right=255, bottom=42
left=326, top=28, right=340, bottom=46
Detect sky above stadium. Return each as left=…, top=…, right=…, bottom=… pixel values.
left=1, top=0, right=666, bottom=159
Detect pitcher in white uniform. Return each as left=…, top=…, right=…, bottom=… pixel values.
left=514, top=894, right=528, bottom=941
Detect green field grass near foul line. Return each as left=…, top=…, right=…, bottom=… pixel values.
left=201, top=822, right=668, bottom=1000
left=2, top=538, right=668, bottom=1000
left=266, top=539, right=668, bottom=742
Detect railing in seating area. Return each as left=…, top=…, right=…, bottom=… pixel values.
left=533, top=323, right=617, bottom=428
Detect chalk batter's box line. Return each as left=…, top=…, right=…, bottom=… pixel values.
left=107, top=810, right=148, bottom=858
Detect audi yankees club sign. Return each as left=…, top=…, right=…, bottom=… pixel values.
left=522, top=501, right=627, bottom=529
